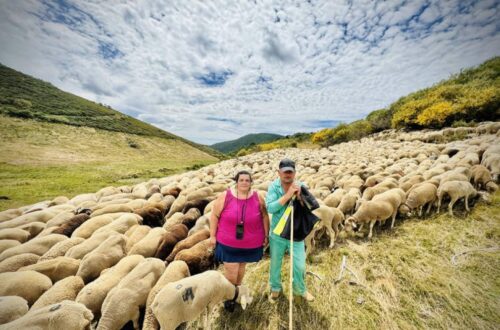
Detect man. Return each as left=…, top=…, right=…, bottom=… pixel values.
left=265, top=158, right=314, bottom=302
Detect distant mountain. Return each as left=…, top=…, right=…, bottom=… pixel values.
left=0, top=63, right=224, bottom=159
left=211, top=133, right=283, bottom=154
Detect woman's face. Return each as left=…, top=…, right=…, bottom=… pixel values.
left=237, top=174, right=252, bottom=191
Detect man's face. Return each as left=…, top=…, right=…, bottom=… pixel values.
left=278, top=170, right=295, bottom=184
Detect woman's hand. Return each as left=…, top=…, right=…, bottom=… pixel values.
left=209, top=235, right=216, bottom=249
left=263, top=236, right=269, bottom=247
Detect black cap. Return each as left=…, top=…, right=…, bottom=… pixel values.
left=279, top=158, right=296, bottom=172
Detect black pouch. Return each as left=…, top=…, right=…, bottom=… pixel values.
left=236, top=222, right=244, bottom=239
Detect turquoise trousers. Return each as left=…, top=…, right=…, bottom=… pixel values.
left=269, top=234, right=306, bottom=295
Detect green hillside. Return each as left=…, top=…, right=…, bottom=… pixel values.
left=211, top=133, right=283, bottom=154
left=0, top=63, right=224, bottom=159
left=312, top=57, right=500, bottom=146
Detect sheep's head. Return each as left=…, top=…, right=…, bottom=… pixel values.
left=344, top=217, right=357, bottom=232
left=477, top=191, right=492, bottom=204
left=398, top=204, right=411, bottom=216
left=486, top=181, right=498, bottom=193
left=236, top=285, right=253, bottom=310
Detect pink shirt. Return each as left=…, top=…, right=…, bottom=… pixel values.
left=216, top=189, right=265, bottom=249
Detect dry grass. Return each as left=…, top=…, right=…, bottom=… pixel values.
left=191, top=193, right=500, bottom=330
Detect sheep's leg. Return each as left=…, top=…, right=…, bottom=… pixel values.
left=358, top=223, right=364, bottom=232
left=448, top=197, right=458, bottom=216
left=418, top=205, right=423, bottom=217
left=132, top=307, right=140, bottom=330
left=425, top=201, right=433, bottom=215
left=368, top=220, right=376, bottom=239
left=391, top=210, right=397, bottom=229
left=437, top=195, right=442, bottom=213
left=465, top=195, right=470, bottom=212
left=326, top=223, right=336, bottom=248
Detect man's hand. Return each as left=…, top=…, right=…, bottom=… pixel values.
left=285, top=183, right=300, bottom=199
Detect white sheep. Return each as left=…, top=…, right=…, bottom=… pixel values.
left=65, top=231, right=120, bottom=259
left=127, top=227, right=166, bottom=257
left=305, top=206, right=344, bottom=254
left=0, top=234, right=67, bottom=262
left=76, top=254, right=144, bottom=317
left=0, top=296, right=28, bottom=325
left=437, top=181, right=477, bottom=216
left=0, top=228, right=30, bottom=242
left=152, top=270, right=253, bottom=330
left=344, top=200, right=394, bottom=239
left=371, top=188, right=406, bottom=228
left=399, top=182, right=438, bottom=217
left=97, top=258, right=165, bottom=330
left=39, top=237, right=85, bottom=261
left=30, top=275, right=84, bottom=310
left=0, top=253, right=40, bottom=273
left=76, top=234, right=127, bottom=283
left=143, top=260, right=191, bottom=330
left=0, top=270, right=52, bottom=306
left=0, top=300, right=93, bottom=330
left=19, top=256, right=80, bottom=283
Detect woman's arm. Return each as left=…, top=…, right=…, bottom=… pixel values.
left=259, top=193, right=270, bottom=245
left=209, top=191, right=226, bottom=248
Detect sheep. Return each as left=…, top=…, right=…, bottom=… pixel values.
left=437, top=181, right=477, bottom=216
left=51, top=213, right=90, bottom=237
left=470, top=164, right=497, bottom=192
left=0, top=296, right=28, bottom=324
left=97, top=258, right=165, bottom=330
left=0, top=207, right=70, bottom=230
left=19, top=256, right=80, bottom=283
left=338, top=188, right=361, bottom=215
left=125, top=225, right=151, bottom=252
left=76, top=234, right=127, bottom=283
left=166, top=229, right=210, bottom=263
left=0, top=240, right=20, bottom=254
left=154, top=224, right=189, bottom=260
left=174, top=238, right=214, bottom=274
left=180, top=208, right=202, bottom=229
left=38, top=237, right=85, bottom=262
left=344, top=200, right=394, bottom=239
left=91, top=213, right=140, bottom=236
left=17, top=221, right=46, bottom=239
left=185, top=187, right=214, bottom=202
left=45, top=211, right=78, bottom=228
left=0, top=253, right=40, bottom=273
left=188, top=215, right=210, bottom=236
left=70, top=214, right=114, bottom=239
left=181, top=198, right=213, bottom=215
left=134, top=205, right=164, bottom=227
left=0, top=300, right=93, bottom=330
left=152, top=270, right=253, bottom=330
left=323, top=188, right=346, bottom=208
left=76, top=254, right=144, bottom=317
left=90, top=204, right=134, bottom=218
left=0, top=271, right=52, bottom=306
left=399, top=182, right=438, bottom=217
left=127, top=227, right=166, bottom=257
left=371, top=188, right=406, bottom=228
left=0, top=209, right=22, bottom=222
left=0, top=234, right=67, bottom=262
left=67, top=233, right=114, bottom=260
left=30, top=275, right=84, bottom=310
left=143, top=260, right=191, bottom=330
left=305, top=206, right=344, bottom=255
left=165, top=195, right=187, bottom=219
left=161, top=186, right=182, bottom=198
left=0, top=228, right=30, bottom=242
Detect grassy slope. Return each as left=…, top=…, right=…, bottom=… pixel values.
left=198, top=193, right=499, bottom=330
left=0, top=63, right=223, bottom=159
left=211, top=133, right=283, bottom=154
left=0, top=115, right=217, bottom=211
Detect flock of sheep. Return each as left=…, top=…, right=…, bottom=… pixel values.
left=0, top=121, right=498, bottom=330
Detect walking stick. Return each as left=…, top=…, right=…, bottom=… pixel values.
left=289, top=197, right=294, bottom=330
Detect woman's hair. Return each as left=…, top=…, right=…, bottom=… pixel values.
left=234, top=170, right=253, bottom=183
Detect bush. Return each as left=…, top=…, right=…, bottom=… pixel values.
left=366, top=109, right=391, bottom=132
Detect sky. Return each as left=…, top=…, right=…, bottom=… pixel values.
left=0, top=0, right=499, bottom=144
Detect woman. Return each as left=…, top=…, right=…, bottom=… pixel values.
left=209, top=170, right=269, bottom=312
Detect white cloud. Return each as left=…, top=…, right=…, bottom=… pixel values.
left=0, top=0, right=499, bottom=144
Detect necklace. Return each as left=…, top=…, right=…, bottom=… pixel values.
left=236, top=189, right=249, bottom=224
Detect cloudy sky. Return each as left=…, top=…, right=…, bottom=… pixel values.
left=0, top=0, right=499, bottom=144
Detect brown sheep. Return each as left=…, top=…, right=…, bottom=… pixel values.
left=179, top=208, right=202, bottom=229
left=181, top=198, right=213, bottom=215
left=165, top=229, right=210, bottom=263
left=174, top=238, right=214, bottom=275
left=52, top=213, right=91, bottom=237
left=154, top=224, right=189, bottom=260
left=135, top=206, right=164, bottom=228
left=163, top=187, right=182, bottom=198
left=471, top=164, right=498, bottom=192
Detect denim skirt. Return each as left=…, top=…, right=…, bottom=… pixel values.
left=215, top=242, right=263, bottom=263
